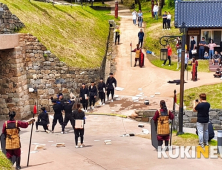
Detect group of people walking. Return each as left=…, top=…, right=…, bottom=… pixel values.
left=132, top=10, right=143, bottom=28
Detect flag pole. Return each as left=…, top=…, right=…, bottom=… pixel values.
left=170, top=89, right=176, bottom=146
left=27, top=111, right=34, bottom=167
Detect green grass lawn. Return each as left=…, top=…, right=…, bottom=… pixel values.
left=0, top=152, right=12, bottom=170
left=1, top=0, right=117, bottom=68
left=177, top=83, right=222, bottom=109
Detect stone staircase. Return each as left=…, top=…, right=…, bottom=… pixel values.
left=209, top=60, right=221, bottom=72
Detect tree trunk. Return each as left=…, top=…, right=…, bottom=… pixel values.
left=137, top=0, right=141, bottom=10
left=158, top=0, right=162, bottom=16
left=102, top=0, right=104, bottom=4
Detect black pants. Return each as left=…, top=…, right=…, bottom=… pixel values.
left=158, top=140, right=169, bottom=147
left=62, top=114, right=72, bottom=132
left=99, top=92, right=105, bottom=103
left=36, top=122, right=48, bottom=131
left=115, top=35, right=120, bottom=45
left=167, top=19, right=171, bottom=28
left=185, top=64, right=187, bottom=70
left=107, top=89, right=114, bottom=99
left=52, top=114, right=63, bottom=131
left=74, top=129, right=84, bottom=145
left=89, top=96, right=96, bottom=106
left=81, top=98, right=88, bottom=110
left=138, top=39, right=143, bottom=48
left=163, top=56, right=171, bottom=65
left=163, top=20, right=167, bottom=29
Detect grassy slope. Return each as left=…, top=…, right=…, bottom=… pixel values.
left=177, top=83, right=222, bottom=109
left=135, top=1, right=209, bottom=72
left=1, top=0, right=116, bottom=68
left=0, top=152, right=12, bottom=170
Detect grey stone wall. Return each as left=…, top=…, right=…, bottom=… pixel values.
left=132, top=109, right=222, bottom=130
left=0, top=3, right=24, bottom=34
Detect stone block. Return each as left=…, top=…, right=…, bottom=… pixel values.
left=142, top=110, right=157, bottom=117
left=24, top=105, right=30, bottom=112
left=135, top=118, right=142, bottom=121
left=189, top=117, right=197, bottom=123
left=141, top=117, right=149, bottom=122
left=2, top=107, right=9, bottom=114
left=0, top=102, right=7, bottom=108
left=219, top=116, right=222, bottom=121
left=209, top=111, right=218, bottom=119
left=211, top=119, right=221, bottom=125
left=183, top=123, right=196, bottom=128
left=40, top=99, right=49, bottom=105
left=213, top=124, right=222, bottom=130
left=184, top=111, right=193, bottom=117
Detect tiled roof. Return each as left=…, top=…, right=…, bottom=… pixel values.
left=175, top=0, right=222, bottom=28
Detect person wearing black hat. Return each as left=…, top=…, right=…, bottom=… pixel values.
left=98, top=78, right=106, bottom=105
left=79, top=83, right=89, bottom=112
left=1, top=111, right=35, bottom=170
left=36, top=107, right=50, bottom=133
left=106, top=73, right=117, bottom=102
left=88, top=81, right=97, bottom=110
left=62, top=98, right=75, bottom=133
left=51, top=99, right=64, bottom=133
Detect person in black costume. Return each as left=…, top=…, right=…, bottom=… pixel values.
left=98, top=78, right=106, bottom=105
left=36, top=107, right=50, bottom=133
left=51, top=99, right=63, bottom=133
left=106, top=73, right=117, bottom=102
left=62, top=99, right=75, bottom=134
left=72, top=104, right=85, bottom=148
left=89, top=81, right=97, bottom=110
left=79, top=83, right=89, bottom=112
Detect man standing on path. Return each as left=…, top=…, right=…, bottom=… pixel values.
left=189, top=36, right=196, bottom=59
left=132, top=10, right=137, bottom=25
left=138, top=29, right=144, bottom=48
left=153, top=4, right=159, bottom=20
left=106, top=73, right=117, bottom=102
left=137, top=10, right=143, bottom=28
left=193, top=93, right=210, bottom=148
left=62, top=98, right=75, bottom=134
left=162, top=11, right=167, bottom=30
left=114, top=26, right=121, bottom=45
left=162, top=44, right=172, bottom=66
left=88, top=81, right=97, bottom=110
left=199, top=37, right=206, bottom=59
left=51, top=99, right=64, bottom=133
left=97, top=78, right=106, bottom=105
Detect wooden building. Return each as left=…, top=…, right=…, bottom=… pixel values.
left=175, top=0, right=222, bottom=57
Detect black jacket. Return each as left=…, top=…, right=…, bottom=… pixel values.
left=53, top=103, right=63, bottom=115
left=98, top=82, right=106, bottom=93
left=37, top=111, right=49, bottom=124
left=106, top=77, right=117, bottom=90
left=71, top=110, right=85, bottom=128
left=80, top=87, right=89, bottom=99
left=89, top=85, right=97, bottom=97
left=63, top=100, right=75, bottom=115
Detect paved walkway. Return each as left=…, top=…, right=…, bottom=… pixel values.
left=1, top=116, right=221, bottom=170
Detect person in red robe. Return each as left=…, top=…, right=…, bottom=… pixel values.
left=191, top=57, right=198, bottom=81
left=153, top=100, right=174, bottom=151
left=2, top=111, right=35, bottom=170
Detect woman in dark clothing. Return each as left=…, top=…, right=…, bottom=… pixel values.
left=36, top=107, right=50, bottom=133
left=79, top=83, right=89, bottom=112
left=98, top=78, right=106, bottom=105
left=72, top=104, right=85, bottom=148
left=88, top=81, right=97, bottom=110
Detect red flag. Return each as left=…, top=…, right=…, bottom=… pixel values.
left=33, top=105, right=37, bottom=114
left=174, top=95, right=177, bottom=103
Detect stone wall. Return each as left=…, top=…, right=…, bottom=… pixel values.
left=0, top=3, right=24, bottom=34
left=132, top=109, right=222, bottom=130
left=0, top=37, right=30, bottom=119
left=0, top=3, right=113, bottom=118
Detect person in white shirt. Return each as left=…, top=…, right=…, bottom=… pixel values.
left=167, top=12, right=171, bottom=30
left=132, top=10, right=137, bottom=25
left=153, top=4, right=159, bottom=20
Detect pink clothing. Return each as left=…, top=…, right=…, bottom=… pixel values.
left=208, top=43, right=216, bottom=50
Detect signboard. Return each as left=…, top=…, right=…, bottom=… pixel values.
left=188, top=30, right=200, bottom=35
